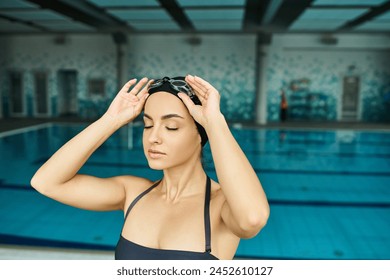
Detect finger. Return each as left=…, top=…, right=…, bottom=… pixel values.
left=178, top=92, right=196, bottom=114
left=121, top=78, right=137, bottom=93
left=135, top=92, right=151, bottom=112
left=191, top=76, right=219, bottom=100
left=193, top=75, right=214, bottom=90
left=187, top=75, right=208, bottom=93
left=136, top=79, right=154, bottom=98
left=129, top=77, right=149, bottom=95
left=185, top=76, right=207, bottom=98
left=192, top=76, right=218, bottom=99
left=196, top=92, right=207, bottom=104
left=185, top=75, right=204, bottom=91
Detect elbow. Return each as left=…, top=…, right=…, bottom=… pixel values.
left=239, top=206, right=270, bottom=239
left=30, top=176, right=41, bottom=192
left=30, top=175, right=47, bottom=195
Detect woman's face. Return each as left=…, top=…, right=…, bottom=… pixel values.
left=142, top=92, right=201, bottom=170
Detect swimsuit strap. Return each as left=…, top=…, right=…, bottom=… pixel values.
left=123, top=176, right=212, bottom=253
left=204, top=176, right=212, bottom=253
left=124, top=180, right=162, bottom=220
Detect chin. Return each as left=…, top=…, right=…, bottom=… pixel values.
left=147, top=161, right=167, bottom=170
left=149, top=165, right=164, bottom=171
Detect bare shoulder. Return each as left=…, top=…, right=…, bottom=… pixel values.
left=114, top=175, right=157, bottom=210
left=115, top=175, right=155, bottom=193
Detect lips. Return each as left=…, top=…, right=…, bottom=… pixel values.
left=148, top=149, right=165, bottom=154
left=148, top=149, right=166, bottom=159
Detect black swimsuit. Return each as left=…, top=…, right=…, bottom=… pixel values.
left=115, top=176, right=219, bottom=260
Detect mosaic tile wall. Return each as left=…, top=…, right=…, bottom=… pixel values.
left=127, top=34, right=257, bottom=121
left=266, top=48, right=390, bottom=122
left=0, top=35, right=117, bottom=119
left=0, top=34, right=256, bottom=122
left=1, top=34, right=389, bottom=123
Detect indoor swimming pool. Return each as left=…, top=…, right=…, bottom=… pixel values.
left=0, top=123, right=389, bottom=259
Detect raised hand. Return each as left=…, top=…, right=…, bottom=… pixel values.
left=105, top=77, right=151, bottom=127
left=178, top=75, right=222, bottom=129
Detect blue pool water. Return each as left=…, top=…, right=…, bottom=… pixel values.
left=0, top=123, right=389, bottom=259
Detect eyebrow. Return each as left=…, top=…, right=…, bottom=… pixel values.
left=143, top=113, right=184, bottom=120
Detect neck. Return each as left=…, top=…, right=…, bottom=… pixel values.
left=160, top=157, right=207, bottom=203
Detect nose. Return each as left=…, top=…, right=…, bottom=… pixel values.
left=147, top=126, right=162, bottom=144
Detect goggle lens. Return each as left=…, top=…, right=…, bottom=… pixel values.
left=148, top=77, right=195, bottom=98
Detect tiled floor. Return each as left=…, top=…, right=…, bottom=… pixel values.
left=0, top=245, right=113, bottom=260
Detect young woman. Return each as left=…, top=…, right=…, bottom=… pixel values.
left=31, top=75, right=270, bottom=260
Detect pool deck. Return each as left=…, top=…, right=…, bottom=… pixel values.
left=0, top=245, right=113, bottom=260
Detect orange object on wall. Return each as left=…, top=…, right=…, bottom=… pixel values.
left=281, top=91, right=288, bottom=109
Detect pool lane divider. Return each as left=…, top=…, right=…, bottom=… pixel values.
left=0, top=123, right=54, bottom=138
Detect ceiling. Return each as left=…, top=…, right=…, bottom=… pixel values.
left=0, top=0, right=389, bottom=35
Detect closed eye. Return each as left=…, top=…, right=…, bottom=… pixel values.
left=143, top=126, right=178, bottom=131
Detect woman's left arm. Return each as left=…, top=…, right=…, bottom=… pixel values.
left=206, top=111, right=269, bottom=238
left=179, top=75, right=270, bottom=239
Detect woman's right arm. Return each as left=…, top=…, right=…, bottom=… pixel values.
left=30, top=78, right=151, bottom=211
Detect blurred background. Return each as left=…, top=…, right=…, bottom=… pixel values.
left=0, top=0, right=389, bottom=259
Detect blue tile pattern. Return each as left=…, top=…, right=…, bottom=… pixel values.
left=0, top=35, right=256, bottom=121
left=0, top=38, right=118, bottom=119
left=127, top=35, right=256, bottom=121
left=2, top=35, right=390, bottom=122
left=267, top=51, right=390, bottom=122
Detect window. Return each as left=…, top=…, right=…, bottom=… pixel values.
left=88, top=79, right=105, bottom=97
left=9, top=71, right=24, bottom=115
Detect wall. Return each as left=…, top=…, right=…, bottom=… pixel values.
left=0, top=33, right=257, bottom=122
left=127, top=34, right=257, bottom=121
left=0, top=37, right=5, bottom=118
left=0, top=34, right=117, bottom=119
left=1, top=33, right=389, bottom=123
left=265, top=34, right=390, bottom=122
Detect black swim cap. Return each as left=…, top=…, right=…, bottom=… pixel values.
left=146, top=76, right=208, bottom=147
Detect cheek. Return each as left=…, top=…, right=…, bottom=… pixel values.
left=173, top=129, right=199, bottom=153
left=142, top=130, right=148, bottom=145
left=142, top=129, right=153, bottom=155
left=170, top=133, right=189, bottom=152
left=142, top=124, right=198, bottom=150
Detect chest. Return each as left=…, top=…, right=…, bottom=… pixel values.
left=122, top=194, right=207, bottom=251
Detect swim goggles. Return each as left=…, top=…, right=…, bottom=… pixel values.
left=148, top=77, right=196, bottom=98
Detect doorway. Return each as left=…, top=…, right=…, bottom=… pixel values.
left=57, top=70, right=78, bottom=116
left=33, top=71, right=49, bottom=117
left=342, top=76, right=359, bottom=121
left=9, top=71, right=25, bottom=117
